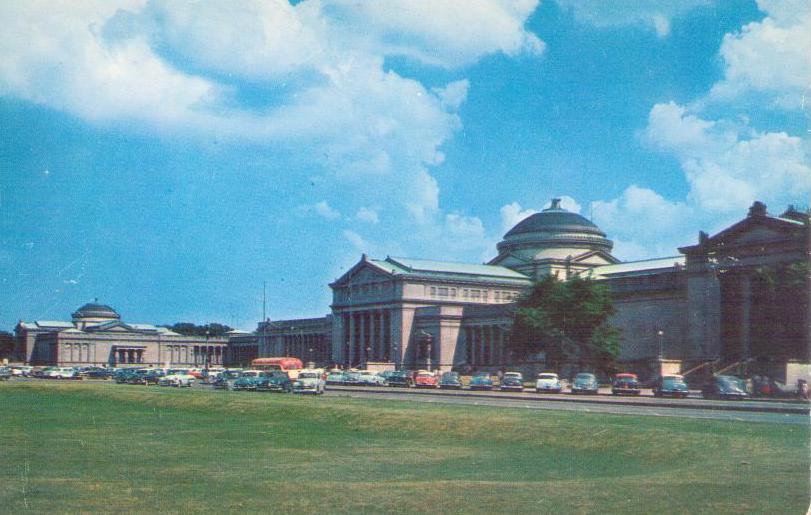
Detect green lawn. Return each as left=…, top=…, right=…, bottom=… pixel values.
left=0, top=382, right=807, bottom=514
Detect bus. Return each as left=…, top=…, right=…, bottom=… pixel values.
left=250, top=357, right=304, bottom=379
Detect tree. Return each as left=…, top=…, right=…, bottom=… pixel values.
left=0, top=330, right=14, bottom=361
left=162, top=323, right=233, bottom=337
left=508, top=275, right=620, bottom=373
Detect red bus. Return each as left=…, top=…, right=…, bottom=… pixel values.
left=250, top=357, right=304, bottom=379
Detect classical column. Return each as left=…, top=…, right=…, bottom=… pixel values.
left=369, top=311, right=377, bottom=361
left=740, top=274, right=752, bottom=361
left=348, top=313, right=356, bottom=366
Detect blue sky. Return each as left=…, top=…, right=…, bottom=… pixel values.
left=1, top=0, right=809, bottom=330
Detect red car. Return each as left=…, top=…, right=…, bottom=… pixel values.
left=413, top=370, right=439, bottom=388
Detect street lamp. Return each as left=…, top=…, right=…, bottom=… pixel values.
left=657, top=330, right=664, bottom=359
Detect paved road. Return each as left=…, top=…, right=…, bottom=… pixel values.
left=325, top=388, right=810, bottom=425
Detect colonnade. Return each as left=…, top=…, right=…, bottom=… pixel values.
left=342, top=310, right=393, bottom=366
left=282, top=333, right=329, bottom=363
left=463, top=324, right=508, bottom=367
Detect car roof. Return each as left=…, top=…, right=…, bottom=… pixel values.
left=614, top=373, right=638, bottom=378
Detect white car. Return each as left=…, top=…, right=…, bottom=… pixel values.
left=292, top=369, right=326, bottom=395
left=535, top=372, right=563, bottom=393
left=11, top=366, right=33, bottom=377
left=158, top=373, right=195, bottom=387
left=46, top=367, right=79, bottom=379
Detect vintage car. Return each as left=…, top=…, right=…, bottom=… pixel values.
left=439, top=371, right=463, bottom=390
left=611, top=373, right=641, bottom=396
left=158, top=371, right=195, bottom=387
left=0, top=367, right=12, bottom=381
left=653, top=374, right=689, bottom=398
left=211, top=370, right=242, bottom=390
left=499, top=372, right=525, bottom=392
left=570, top=372, right=599, bottom=394
left=387, top=370, right=414, bottom=387
left=45, top=367, right=80, bottom=380
left=255, top=371, right=292, bottom=393
left=413, top=370, right=439, bottom=388
left=535, top=372, right=563, bottom=393
left=292, top=369, right=326, bottom=395
left=702, top=375, right=749, bottom=400
left=469, top=372, right=494, bottom=391
left=357, top=371, right=387, bottom=386
left=230, top=370, right=266, bottom=391
left=325, top=371, right=346, bottom=385
left=341, top=371, right=364, bottom=386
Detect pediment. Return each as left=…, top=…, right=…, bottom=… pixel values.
left=330, top=256, right=394, bottom=288
left=84, top=321, right=135, bottom=333
left=570, top=250, right=621, bottom=265
left=681, top=214, right=804, bottom=256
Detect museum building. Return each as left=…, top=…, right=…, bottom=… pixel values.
left=253, top=199, right=809, bottom=381
left=15, top=302, right=228, bottom=367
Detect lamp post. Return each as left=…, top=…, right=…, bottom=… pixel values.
left=345, top=340, right=350, bottom=369
left=657, top=330, right=664, bottom=360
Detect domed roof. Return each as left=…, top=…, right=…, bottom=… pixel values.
left=497, top=198, right=613, bottom=256
left=504, top=199, right=605, bottom=238
left=72, top=301, right=120, bottom=320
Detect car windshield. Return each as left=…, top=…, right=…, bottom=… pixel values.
left=538, top=374, right=558, bottom=380
left=242, top=371, right=259, bottom=377
left=718, top=376, right=745, bottom=390
left=575, top=374, right=594, bottom=381
left=442, top=373, right=459, bottom=380
left=615, top=377, right=637, bottom=383
left=299, top=373, right=319, bottom=379
left=662, top=377, right=685, bottom=386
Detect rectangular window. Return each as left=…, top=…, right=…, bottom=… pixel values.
left=438, top=287, right=449, bottom=297
left=450, top=288, right=457, bottom=298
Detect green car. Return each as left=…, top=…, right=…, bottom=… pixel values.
left=256, top=372, right=292, bottom=393
left=232, top=372, right=266, bottom=391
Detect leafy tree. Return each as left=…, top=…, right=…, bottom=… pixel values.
left=162, top=323, right=233, bottom=337
left=509, top=275, right=620, bottom=373
left=0, top=330, right=14, bottom=360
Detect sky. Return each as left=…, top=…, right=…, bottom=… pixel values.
left=1, top=0, right=809, bottom=331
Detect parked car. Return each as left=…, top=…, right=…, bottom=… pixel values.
left=469, top=372, right=494, bottom=391
left=414, top=370, right=439, bottom=388
left=325, top=371, right=346, bottom=385
left=81, top=367, right=113, bottom=380
left=11, top=366, right=33, bottom=377
left=46, top=367, right=79, bottom=380
left=358, top=371, right=387, bottom=386
left=230, top=370, right=266, bottom=391
left=439, top=371, right=463, bottom=389
left=387, top=370, right=414, bottom=387
left=535, top=372, right=563, bottom=393
left=653, top=374, right=689, bottom=398
left=292, top=369, right=326, bottom=395
left=32, top=367, right=56, bottom=378
left=500, top=372, right=524, bottom=392
left=702, top=375, right=748, bottom=400
left=611, top=373, right=641, bottom=396
left=0, top=367, right=12, bottom=381
left=377, top=370, right=397, bottom=383
left=158, top=371, right=195, bottom=387
left=570, top=373, right=599, bottom=394
left=211, top=370, right=242, bottom=390
left=342, top=371, right=364, bottom=386
left=256, top=371, right=292, bottom=393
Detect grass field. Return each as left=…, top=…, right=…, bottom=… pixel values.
left=1, top=381, right=808, bottom=514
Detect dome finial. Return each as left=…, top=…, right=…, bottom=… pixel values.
left=551, top=198, right=561, bottom=209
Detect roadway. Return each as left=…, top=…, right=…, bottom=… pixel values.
left=325, top=386, right=810, bottom=425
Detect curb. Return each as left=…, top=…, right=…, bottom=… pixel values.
left=329, top=386, right=810, bottom=415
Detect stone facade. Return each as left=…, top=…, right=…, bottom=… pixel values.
left=244, top=200, right=808, bottom=381
left=15, top=303, right=227, bottom=367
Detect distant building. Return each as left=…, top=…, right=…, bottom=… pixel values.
left=252, top=200, right=809, bottom=382
left=15, top=302, right=227, bottom=367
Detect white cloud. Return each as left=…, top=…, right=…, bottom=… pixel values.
left=313, top=201, right=341, bottom=220
left=0, top=0, right=542, bottom=231
left=706, top=0, right=811, bottom=109
left=643, top=102, right=811, bottom=214
left=500, top=202, right=539, bottom=234
left=354, top=207, right=379, bottom=224
left=555, top=0, right=710, bottom=38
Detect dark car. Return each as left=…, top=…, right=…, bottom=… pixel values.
left=499, top=372, right=524, bottom=392
left=570, top=373, right=599, bottom=394
left=0, top=367, right=11, bottom=381
left=439, top=371, right=463, bottom=390
left=256, top=371, right=292, bottom=393
left=211, top=370, right=242, bottom=390
left=469, top=372, right=494, bottom=391
left=114, top=369, right=138, bottom=384
left=81, top=367, right=113, bottom=380
left=387, top=370, right=414, bottom=387
left=232, top=372, right=265, bottom=391
left=611, top=373, right=641, bottom=396
left=653, top=374, right=689, bottom=398
left=702, top=375, right=748, bottom=400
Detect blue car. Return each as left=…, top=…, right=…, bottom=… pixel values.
left=570, top=372, right=599, bottom=394
left=469, top=372, right=494, bottom=391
